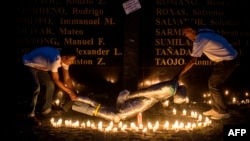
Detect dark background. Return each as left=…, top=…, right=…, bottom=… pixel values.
left=16, top=0, right=250, bottom=106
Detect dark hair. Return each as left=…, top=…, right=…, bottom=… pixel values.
left=181, top=20, right=199, bottom=31
left=60, top=47, right=77, bottom=56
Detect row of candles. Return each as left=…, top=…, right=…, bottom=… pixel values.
left=50, top=86, right=248, bottom=133
left=50, top=108, right=212, bottom=132
left=203, top=90, right=249, bottom=105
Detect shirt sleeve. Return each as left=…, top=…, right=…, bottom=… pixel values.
left=190, top=35, right=209, bottom=57
left=51, top=56, right=61, bottom=72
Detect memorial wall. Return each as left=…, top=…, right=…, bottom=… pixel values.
left=16, top=0, right=250, bottom=101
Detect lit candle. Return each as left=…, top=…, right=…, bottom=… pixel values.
left=163, top=121, right=169, bottom=129
left=173, top=108, right=176, bottom=115
left=179, top=122, right=184, bottom=129
left=73, top=120, right=79, bottom=128
left=182, top=109, right=187, bottom=116
left=137, top=112, right=142, bottom=126
left=194, top=112, right=198, bottom=118
left=98, top=121, right=103, bottom=130
left=232, top=97, right=236, bottom=104
left=113, top=127, right=118, bottom=132
left=147, top=122, right=153, bottom=130
left=87, top=120, right=91, bottom=127
left=121, top=124, right=127, bottom=131
left=55, top=99, right=60, bottom=106
left=208, top=100, right=212, bottom=104
left=162, top=100, right=169, bottom=107
left=118, top=121, right=123, bottom=129
left=185, top=122, right=191, bottom=129
left=246, top=99, right=249, bottom=104
left=91, top=122, right=95, bottom=129
left=224, top=90, right=229, bottom=96
left=109, top=121, right=114, bottom=128
left=191, top=111, right=194, bottom=118
left=198, top=115, right=202, bottom=121
left=50, top=117, right=54, bottom=123
left=191, top=123, right=196, bottom=129
left=56, top=118, right=62, bottom=127
left=245, top=92, right=249, bottom=97
left=172, top=120, right=179, bottom=130
left=81, top=122, right=85, bottom=128
left=105, top=126, right=112, bottom=132
left=130, top=122, right=136, bottom=129
left=153, top=121, right=159, bottom=132
left=203, top=93, right=207, bottom=98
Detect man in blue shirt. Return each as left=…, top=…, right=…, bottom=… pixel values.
left=175, top=23, right=238, bottom=120
left=23, top=46, right=78, bottom=125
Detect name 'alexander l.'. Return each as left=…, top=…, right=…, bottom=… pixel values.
left=76, top=48, right=110, bottom=56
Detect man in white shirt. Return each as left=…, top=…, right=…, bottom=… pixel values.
left=23, top=46, right=78, bottom=125
left=175, top=23, right=238, bottom=120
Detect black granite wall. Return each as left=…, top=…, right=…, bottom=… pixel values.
left=16, top=0, right=250, bottom=102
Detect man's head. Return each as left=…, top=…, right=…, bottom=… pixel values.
left=181, top=21, right=198, bottom=42
left=60, top=48, right=77, bottom=65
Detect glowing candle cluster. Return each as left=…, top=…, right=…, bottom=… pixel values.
left=50, top=108, right=212, bottom=132
left=203, top=90, right=250, bottom=105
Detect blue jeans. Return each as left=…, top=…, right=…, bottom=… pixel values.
left=26, top=67, right=55, bottom=116
left=208, top=58, right=238, bottom=114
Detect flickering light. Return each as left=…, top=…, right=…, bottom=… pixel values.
left=55, top=99, right=60, bottom=106
left=137, top=112, right=142, bottom=126
left=198, top=115, right=202, bottom=121
left=186, top=97, right=189, bottom=103
left=87, top=120, right=91, bottom=127
left=98, top=121, right=103, bottom=130
left=203, top=93, right=207, bottom=98
left=185, top=122, right=191, bottom=129
left=142, top=127, right=147, bottom=133
left=241, top=100, right=246, bottom=104
left=109, top=121, right=114, bottom=128
left=72, top=120, right=80, bottom=128
left=153, top=121, right=159, bottom=132
left=207, top=93, right=211, bottom=97
left=121, top=124, right=127, bottom=131
left=162, top=100, right=169, bottom=107
left=163, top=121, right=169, bottom=129
left=245, top=92, right=249, bottom=97
left=118, top=121, right=123, bottom=128
left=179, top=122, right=184, bottom=129
left=232, top=97, right=236, bottom=104
left=246, top=99, right=249, bottom=104
left=91, top=122, right=95, bottom=129
left=208, top=100, right=212, bottom=104
left=182, top=109, right=187, bottom=116
left=225, top=90, right=229, bottom=95
left=113, top=127, right=118, bottom=132
left=81, top=122, right=85, bottom=128
left=173, top=108, right=177, bottom=115
left=49, top=108, right=213, bottom=132
left=192, top=123, right=196, bottom=128
left=147, top=122, right=153, bottom=130
left=145, top=80, right=151, bottom=86
left=172, top=120, right=179, bottom=130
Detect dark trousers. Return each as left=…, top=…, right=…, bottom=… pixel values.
left=25, top=67, right=55, bottom=116
left=208, top=59, right=238, bottom=114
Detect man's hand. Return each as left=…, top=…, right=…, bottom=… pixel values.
left=70, top=94, right=77, bottom=101
left=68, top=91, right=78, bottom=101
